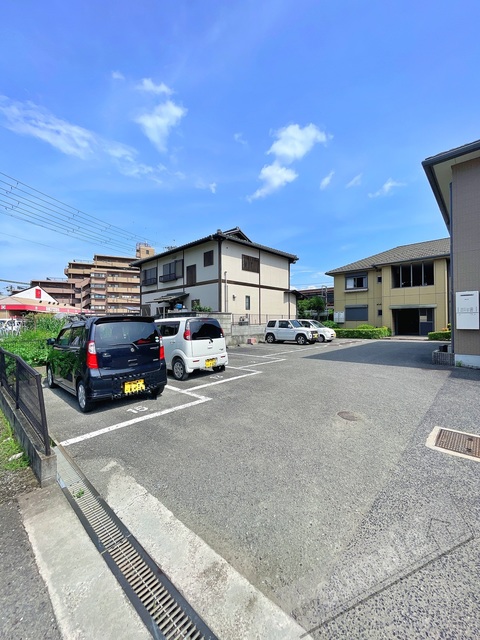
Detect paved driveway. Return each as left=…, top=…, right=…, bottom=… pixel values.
left=43, top=339, right=480, bottom=638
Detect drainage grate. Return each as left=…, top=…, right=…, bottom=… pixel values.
left=55, top=446, right=217, bottom=640
left=435, top=429, right=480, bottom=459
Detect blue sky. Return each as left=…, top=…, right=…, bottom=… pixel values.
left=1, top=1, right=479, bottom=294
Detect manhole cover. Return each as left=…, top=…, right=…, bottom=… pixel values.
left=435, top=429, right=480, bottom=459
left=337, top=411, right=360, bottom=422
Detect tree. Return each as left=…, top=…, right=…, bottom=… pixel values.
left=297, top=295, right=325, bottom=319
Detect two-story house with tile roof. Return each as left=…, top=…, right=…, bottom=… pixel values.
left=132, top=227, right=299, bottom=320
left=326, top=238, right=450, bottom=336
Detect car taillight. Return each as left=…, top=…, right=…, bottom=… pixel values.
left=183, top=329, right=191, bottom=340
left=159, top=336, right=165, bottom=360
left=219, top=328, right=224, bottom=337
left=86, top=340, right=98, bottom=369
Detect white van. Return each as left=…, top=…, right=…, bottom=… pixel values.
left=155, top=316, right=228, bottom=380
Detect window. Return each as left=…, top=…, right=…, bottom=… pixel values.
left=160, top=260, right=183, bottom=282
left=345, top=273, right=367, bottom=289
left=377, top=276, right=382, bottom=283
left=158, top=322, right=180, bottom=337
left=186, top=264, right=197, bottom=286
left=142, top=266, right=157, bottom=286
left=345, top=305, right=368, bottom=321
left=391, top=262, right=434, bottom=288
left=204, top=250, right=214, bottom=267
left=242, top=254, right=260, bottom=273
left=377, top=309, right=383, bottom=317
left=245, top=295, right=251, bottom=310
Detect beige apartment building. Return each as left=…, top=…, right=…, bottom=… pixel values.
left=64, top=243, right=154, bottom=314
left=423, top=139, right=480, bottom=367
left=132, top=227, right=299, bottom=319
left=326, top=239, right=450, bottom=336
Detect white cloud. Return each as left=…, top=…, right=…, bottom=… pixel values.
left=346, top=173, right=362, bottom=188
left=0, top=96, right=174, bottom=184
left=0, top=96, right=96, bottom=159
left=248, top=122, right=329, bottom=201
left=320, top=170, right=334, bottom=190
left=136, top=78, right=173, bottom=95
left=248, top=161, right=297, bottom=201
left=195, top=180, right=217, bottom=194
left=111, top=71, right=125, bottom=81
left=234, top=132, right=247, bottom=146
left=135, top=100, right=187, bottom=153
left=267, top=123, right=329, bottom=164
left=368, top=178, right=406, bottom=198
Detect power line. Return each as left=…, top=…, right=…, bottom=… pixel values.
left=0, top=172, right=157, bottom=254
left=0, top=278, right=30, bottom=284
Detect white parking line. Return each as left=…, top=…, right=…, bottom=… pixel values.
left=58, top=367, right=268, bottom=448
left=190, top=369, right=261, bottom=390
left=228, top=360, right=286, bottom=369
left=58, top=395, right=211, bottom=447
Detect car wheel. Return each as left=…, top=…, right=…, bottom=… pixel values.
left=150, top=384, right=165, bottom=399
left=296, top=334, right=307, bottom=345
left=77, top=380, right=92, bottom=413
left=46, top=366, right=57, bottom=388
left=172, top=358, right=189, bottom=381
left=265, top=333, right=275, bottom=344
left=213, top=365, right=226, bottom=372
left=318, top=335, right=325, bottom=343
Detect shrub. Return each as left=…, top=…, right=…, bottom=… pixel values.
left=0, top=314, right=65, bottom=367
left=334, top=326, right=392, bottom=339
left=322, top=320, right=339, bottom=329
left=428, top=330, right=451, bottom=341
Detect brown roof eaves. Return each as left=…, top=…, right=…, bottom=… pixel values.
left=131, top=228, right=298, bottom=266
left=422, top=139, right=480, bottom=229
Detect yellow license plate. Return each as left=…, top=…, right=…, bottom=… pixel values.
left=124, top=379, right=145, bottom=394
left=205, top=358, right=217, bottom=368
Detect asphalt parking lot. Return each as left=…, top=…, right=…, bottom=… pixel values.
left=43, top=338, right=480, bottom=638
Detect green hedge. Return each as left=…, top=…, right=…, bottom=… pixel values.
left=428, top=330, right=451, bottom=341
left=335, top=326, right=392, bottom=339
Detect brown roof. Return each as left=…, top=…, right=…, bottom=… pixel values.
left=326, top=238, right=450, bottom=275
left=132, top=227, right=298, bottom=266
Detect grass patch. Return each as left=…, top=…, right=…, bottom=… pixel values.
left=0, top=410, right=29, bottom=471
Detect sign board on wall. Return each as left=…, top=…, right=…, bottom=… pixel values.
left=334, top=311, right=345, bottom=324
left=455, top=291, right=479, bottom=329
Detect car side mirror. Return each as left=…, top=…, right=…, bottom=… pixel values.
left=46, top=338, right=56, bottom=345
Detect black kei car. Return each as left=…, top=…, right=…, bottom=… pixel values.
left=46, top=315, right=167, bottom=412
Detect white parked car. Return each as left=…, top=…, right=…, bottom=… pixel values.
left=298, top=319, right=336, bottom=342
left=264, top=319, right=318, bottom=345
left=155, top=316, right=228, bottom=380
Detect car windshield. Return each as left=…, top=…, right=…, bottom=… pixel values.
left=311, top=321, right=326, bottom=328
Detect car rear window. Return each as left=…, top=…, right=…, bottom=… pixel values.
left=94, top=321, right=159, bottom=348
left=157, top=322, right=180, bottom=337
left=187, top=319, right=223, bottom=340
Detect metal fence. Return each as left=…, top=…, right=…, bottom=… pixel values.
left=0, top=347, right=50, bottom=456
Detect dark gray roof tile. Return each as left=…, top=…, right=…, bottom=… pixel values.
left=326, top=238, right=450, bottom=275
